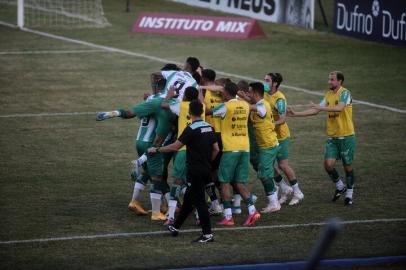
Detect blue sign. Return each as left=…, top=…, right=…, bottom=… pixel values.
left=333, top=0, right=406, bottom=46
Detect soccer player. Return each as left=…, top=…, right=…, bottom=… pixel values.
left=246, top=82, right=281, bottom=213
left=159, top=57, right=200, bottom=100
left=160, top=86, right=204, bottom=224
left=96, top=73, right=173, bottom=221
left=148, top=100, right=219, bottom=243
left=200, top=69, right=224, bottom=215
left=264, top=73, right=304, bottom=206
left=287, top=71, right=355, bottom=205
left=211, top=82, right=261, bottom=226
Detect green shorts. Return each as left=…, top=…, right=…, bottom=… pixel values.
left=218, top=151, right=250, bottom=184
left=258, top=145, right=279, bottom=180
left=172, top=150, right=187, bottom=182
left=137, top=139, right=165, bottom=178
left=324, top=135, right=356, bottom=165
left=276, top=137, right=290, bottom=162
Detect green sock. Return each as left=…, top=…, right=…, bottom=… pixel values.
left=223, top=200, right=232, bottom=209
left=345, top=170, right=355, bottom=189
left=244, top=196, right=254, bottom=207
left=327, top=168, right=340, bottom=182
left=274, top=174, right=283, bottom=183
left=261, top=178, right=276, bottom=196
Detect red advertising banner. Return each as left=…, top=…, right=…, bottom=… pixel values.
left=132, top=12, right=265, bottom=39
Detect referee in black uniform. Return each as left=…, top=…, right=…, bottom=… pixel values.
left=148, top=100, right=219, bottom=243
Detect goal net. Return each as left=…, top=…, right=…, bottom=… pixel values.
left=0, top=0, right=110, bottom=28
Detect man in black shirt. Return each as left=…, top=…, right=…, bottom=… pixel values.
left=148, top=100, right=219, bottom=243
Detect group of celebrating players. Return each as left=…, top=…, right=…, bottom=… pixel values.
left=96, top=56, right=356, bottom=232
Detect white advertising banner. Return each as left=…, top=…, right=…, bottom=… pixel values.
left=170, top=0, right=314, bottom=29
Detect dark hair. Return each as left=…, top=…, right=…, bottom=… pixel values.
left=224, top=82, right=238, bottom=97
left=202, top=69, right=216, bottom=82
left=192, top=72, right=201, bottom=85
left=331, top=71, right=344, bottom=83
left=150, top=73, right=166, bottom=92
left=189, top=100, right=203, bottom=117
left=215, top=77, right=231, bottom=86
left=237, top=80, right=249, bottom=92
left=267, top=72, right=283, bottom=89
left=161, top=63, right=180, bottom=71
left=184, top=86, right=199, bottom=101
left=249, top=82, right=264, bottom=97
left=186, top=57, right=200, bottom=72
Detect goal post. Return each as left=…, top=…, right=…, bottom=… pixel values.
left=0, top=0, right=110, bottom=28
left=17, top=0, right=23, bottom=28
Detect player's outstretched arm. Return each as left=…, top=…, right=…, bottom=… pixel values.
left=287, top=105, right=320, bottom=117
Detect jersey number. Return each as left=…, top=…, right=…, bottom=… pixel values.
left=173, top=80, right=186, bottom=94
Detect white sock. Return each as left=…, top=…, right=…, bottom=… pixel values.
left=248, top=205, right=256, bottom=215
left=280, top=180, right=291, bottom=193
left=168, top=199, right=177, bottom=220
left=150, top=193, right=162, bottom=213
left=233, top=194, right=242, bottom=207
left=224, top=208, right=232, bottom=220
left=267, top=192, right=278, bottom=207
left=164, top=192, right=170, bottom=205
left=346, top=188, right=353, bottom=199
left=132, top=182, right=145, bottom=201
left=137, top=153, right=148, bottom=166
left=211, top=199, right=220, bottom=209
left=335, top=179, right=345, bottom=190
left=292, top=183, right=301, bottom=194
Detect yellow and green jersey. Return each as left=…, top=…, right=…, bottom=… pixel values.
left=250, top=99, right=278, bottom=149
left=169, top=100, right=205, bottom=150
left=264, top=90, right=290, bottom=141
left=320, top=86, right=355, bottom=137
left=212, top=99, right=249, bottom=152
left=204, top=88, right=223, bottom=133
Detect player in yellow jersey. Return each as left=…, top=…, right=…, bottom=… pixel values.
left=200, top=69, right=224, bottom=215
left=264, top=73, right=304, bottom=206
left=246, top=82, right=281, bottom=213
left=288, top=71, right=355, bottom=205
left=211, top=82, right=261, bottom=226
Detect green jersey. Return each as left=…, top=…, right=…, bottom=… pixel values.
left=119, top=94, right=174, bottom=139
left=136, top=116, right=157, bottom=143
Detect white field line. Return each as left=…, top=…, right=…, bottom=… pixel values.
left=0, top=218, right=405, bottom=245
left=0, top=49, right=107, bottom=55
left=0, top=23, right=405, bottom=114
left=0, top=112, right=94, bottom=118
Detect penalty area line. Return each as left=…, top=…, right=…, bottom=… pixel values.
left=0, top=218, right=405, bottom=245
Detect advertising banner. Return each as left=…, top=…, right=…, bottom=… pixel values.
left=132, top=12, right=265, bottom=39
left=170, top=0, right=315, bottom=29
left=333, top=0, right=406, bottom=46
